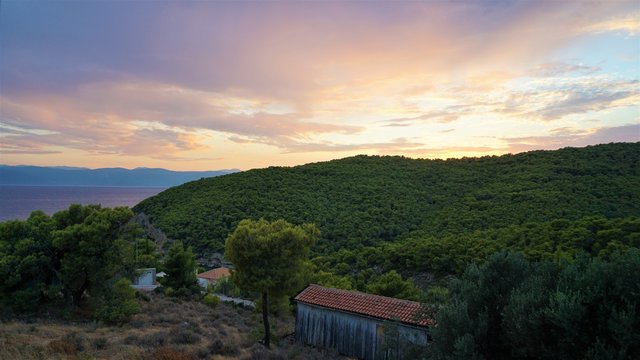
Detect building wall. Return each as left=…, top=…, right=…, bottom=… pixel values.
left=295, top=303, right=428, bottom=360
left=133, top=268, right=156, bottom=286
left=197, top=277, right=210, bottom=288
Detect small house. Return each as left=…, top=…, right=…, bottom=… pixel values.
left=132, top=268, right=158, bottom=291
left=196, top=267, right=231, bottom=288
left=294, top=284, right=431, bottom=360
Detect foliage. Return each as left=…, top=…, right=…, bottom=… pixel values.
left=212, top=277, right=242, bottom=297
left=225, top=219, right=319, bottom=298
left=203, top=293, right=220, bottom=308
left=430, top=250, right=640, bottom=360
left=95, top=278, right=140, bottom=325
left=0, top=204, right=143, bottom=317
left=52, top=205, right=136, bottom=307
left=225, top=218, right=319, bottom=347
left=311, top=269, right=353, bottom=290
left=366, top=270, right=421, bottom=301
left=134, top=143, right=640, bottom=295
left=135, top=143, right=640, bottom=256
left=313, top=215, right=640, bottom=291
left=161, top=241, right=198, bottom=295
left=133, top=238, right=160, bottom=268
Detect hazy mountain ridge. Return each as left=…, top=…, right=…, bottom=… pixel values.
left=0, top=165, right=239, bottom=187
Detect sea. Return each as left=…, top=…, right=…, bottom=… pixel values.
left=0, top=185, right=166, bottom=221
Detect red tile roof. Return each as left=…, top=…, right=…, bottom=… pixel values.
left=197, top=267, right=231, bottom=281
left=294, top=284, right=432, bottom=327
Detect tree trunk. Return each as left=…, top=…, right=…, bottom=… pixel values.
left=72, top=280, right=89, bottom=309
left=262, top=291, right=270, bottom=348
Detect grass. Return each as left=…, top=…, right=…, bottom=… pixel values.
left=0, top=292, right=345, bottom=359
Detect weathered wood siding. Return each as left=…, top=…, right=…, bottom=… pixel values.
left=295, top=303, right=428, bottom=360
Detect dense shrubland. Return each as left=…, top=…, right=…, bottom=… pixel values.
left=135, top=143, right=640, bottom=297
left=314, top=215, right=640, bottom=281
left=135, top=143, right=639, bottom=255
left=431, top=250, right=640, bottom=360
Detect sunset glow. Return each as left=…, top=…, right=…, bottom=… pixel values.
left=1, top=0, right=638, bottom=170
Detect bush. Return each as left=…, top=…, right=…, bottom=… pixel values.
left=136, top=291, right=151, bottom=302
left=174, top=287, right=193, bottom=298
left=241, top=344, right=286, bottom=360
left=93, top=337, right=108, bottom=350
left=139, top=331, right=168, bottom=348
left=144, top=347, right=192, bottom=360
left=208, top=338, right=239, bottom=356
left=129, top=319, right=145, bottom=328
left=124, top=335, right=139, bottom=345
left=213, top=277, right=242, bottom=297
left=48, top=339, right=77, bottom=355
left=96, top=278, right=140, bottom=325
left=195, top=347, right=210, bottom=359
left=431, top=250, right=640, bottom=360
left=63, top=332, right=86, bottom=352
left=170, top=328, right=201, bottom=345
left=203, top=294, right=220, bottom=308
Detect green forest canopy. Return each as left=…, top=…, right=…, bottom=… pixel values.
left=0, top=205, right=144, bottom=321
left=135, top=143, right=638, bottom=248
left=134, top=143, right=639, bottom=291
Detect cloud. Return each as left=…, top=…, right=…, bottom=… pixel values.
left=228, top=135, right=425, bottom=154
left=502, top=124, right=640, bottom=153
left=0, top=133, right=63, bottom=155
left=504, top=78, right=640, bottom=121
left=401, top=146, right=501, bottom=157
left=0, top=1, right=638, bottom=168
left=0, top=80, right=364, bottom=158
left=379, top=74, right=638, bottom=128
left=398, top=125, right=639, bottom=158
left=383, top=111, right=461, bottom=126
left=582, top=12, right=640, bottom=35
left=2, top=0, right=632, bottom=98
left=528, top=62, right=601, bottom=77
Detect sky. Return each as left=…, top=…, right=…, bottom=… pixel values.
left=1, top=0, right=639, bottom=171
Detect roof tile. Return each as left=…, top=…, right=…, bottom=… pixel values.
left=294, top=284, right=432, bottom=327
left=197, top=267, right=231, bottom=280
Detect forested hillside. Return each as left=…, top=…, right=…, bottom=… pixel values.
left=135, top=142, right=640, bottom=257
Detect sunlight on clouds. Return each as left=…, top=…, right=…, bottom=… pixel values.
left=0, top=122, right=59, bottom=137
left=582, top=12, right=640, bottom=35
left=1, top=0, right=638, bottom=170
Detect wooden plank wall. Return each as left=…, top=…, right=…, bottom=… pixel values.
left=295, top=303, right=428, bottom=360
left=296, top=303, right=378, bottom=359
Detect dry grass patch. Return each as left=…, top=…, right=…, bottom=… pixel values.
left=0, top=292, right=348, bottom=359
left=144, top=347, right=193, bottom=360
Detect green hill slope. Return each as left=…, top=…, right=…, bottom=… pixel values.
left=134, top=142, right=640, bottom=256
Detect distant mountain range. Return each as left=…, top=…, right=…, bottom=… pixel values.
left=0, top=165, right=239, bottom=187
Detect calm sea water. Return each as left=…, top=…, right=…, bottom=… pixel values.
left=0, top=185, right=166, bottom=221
